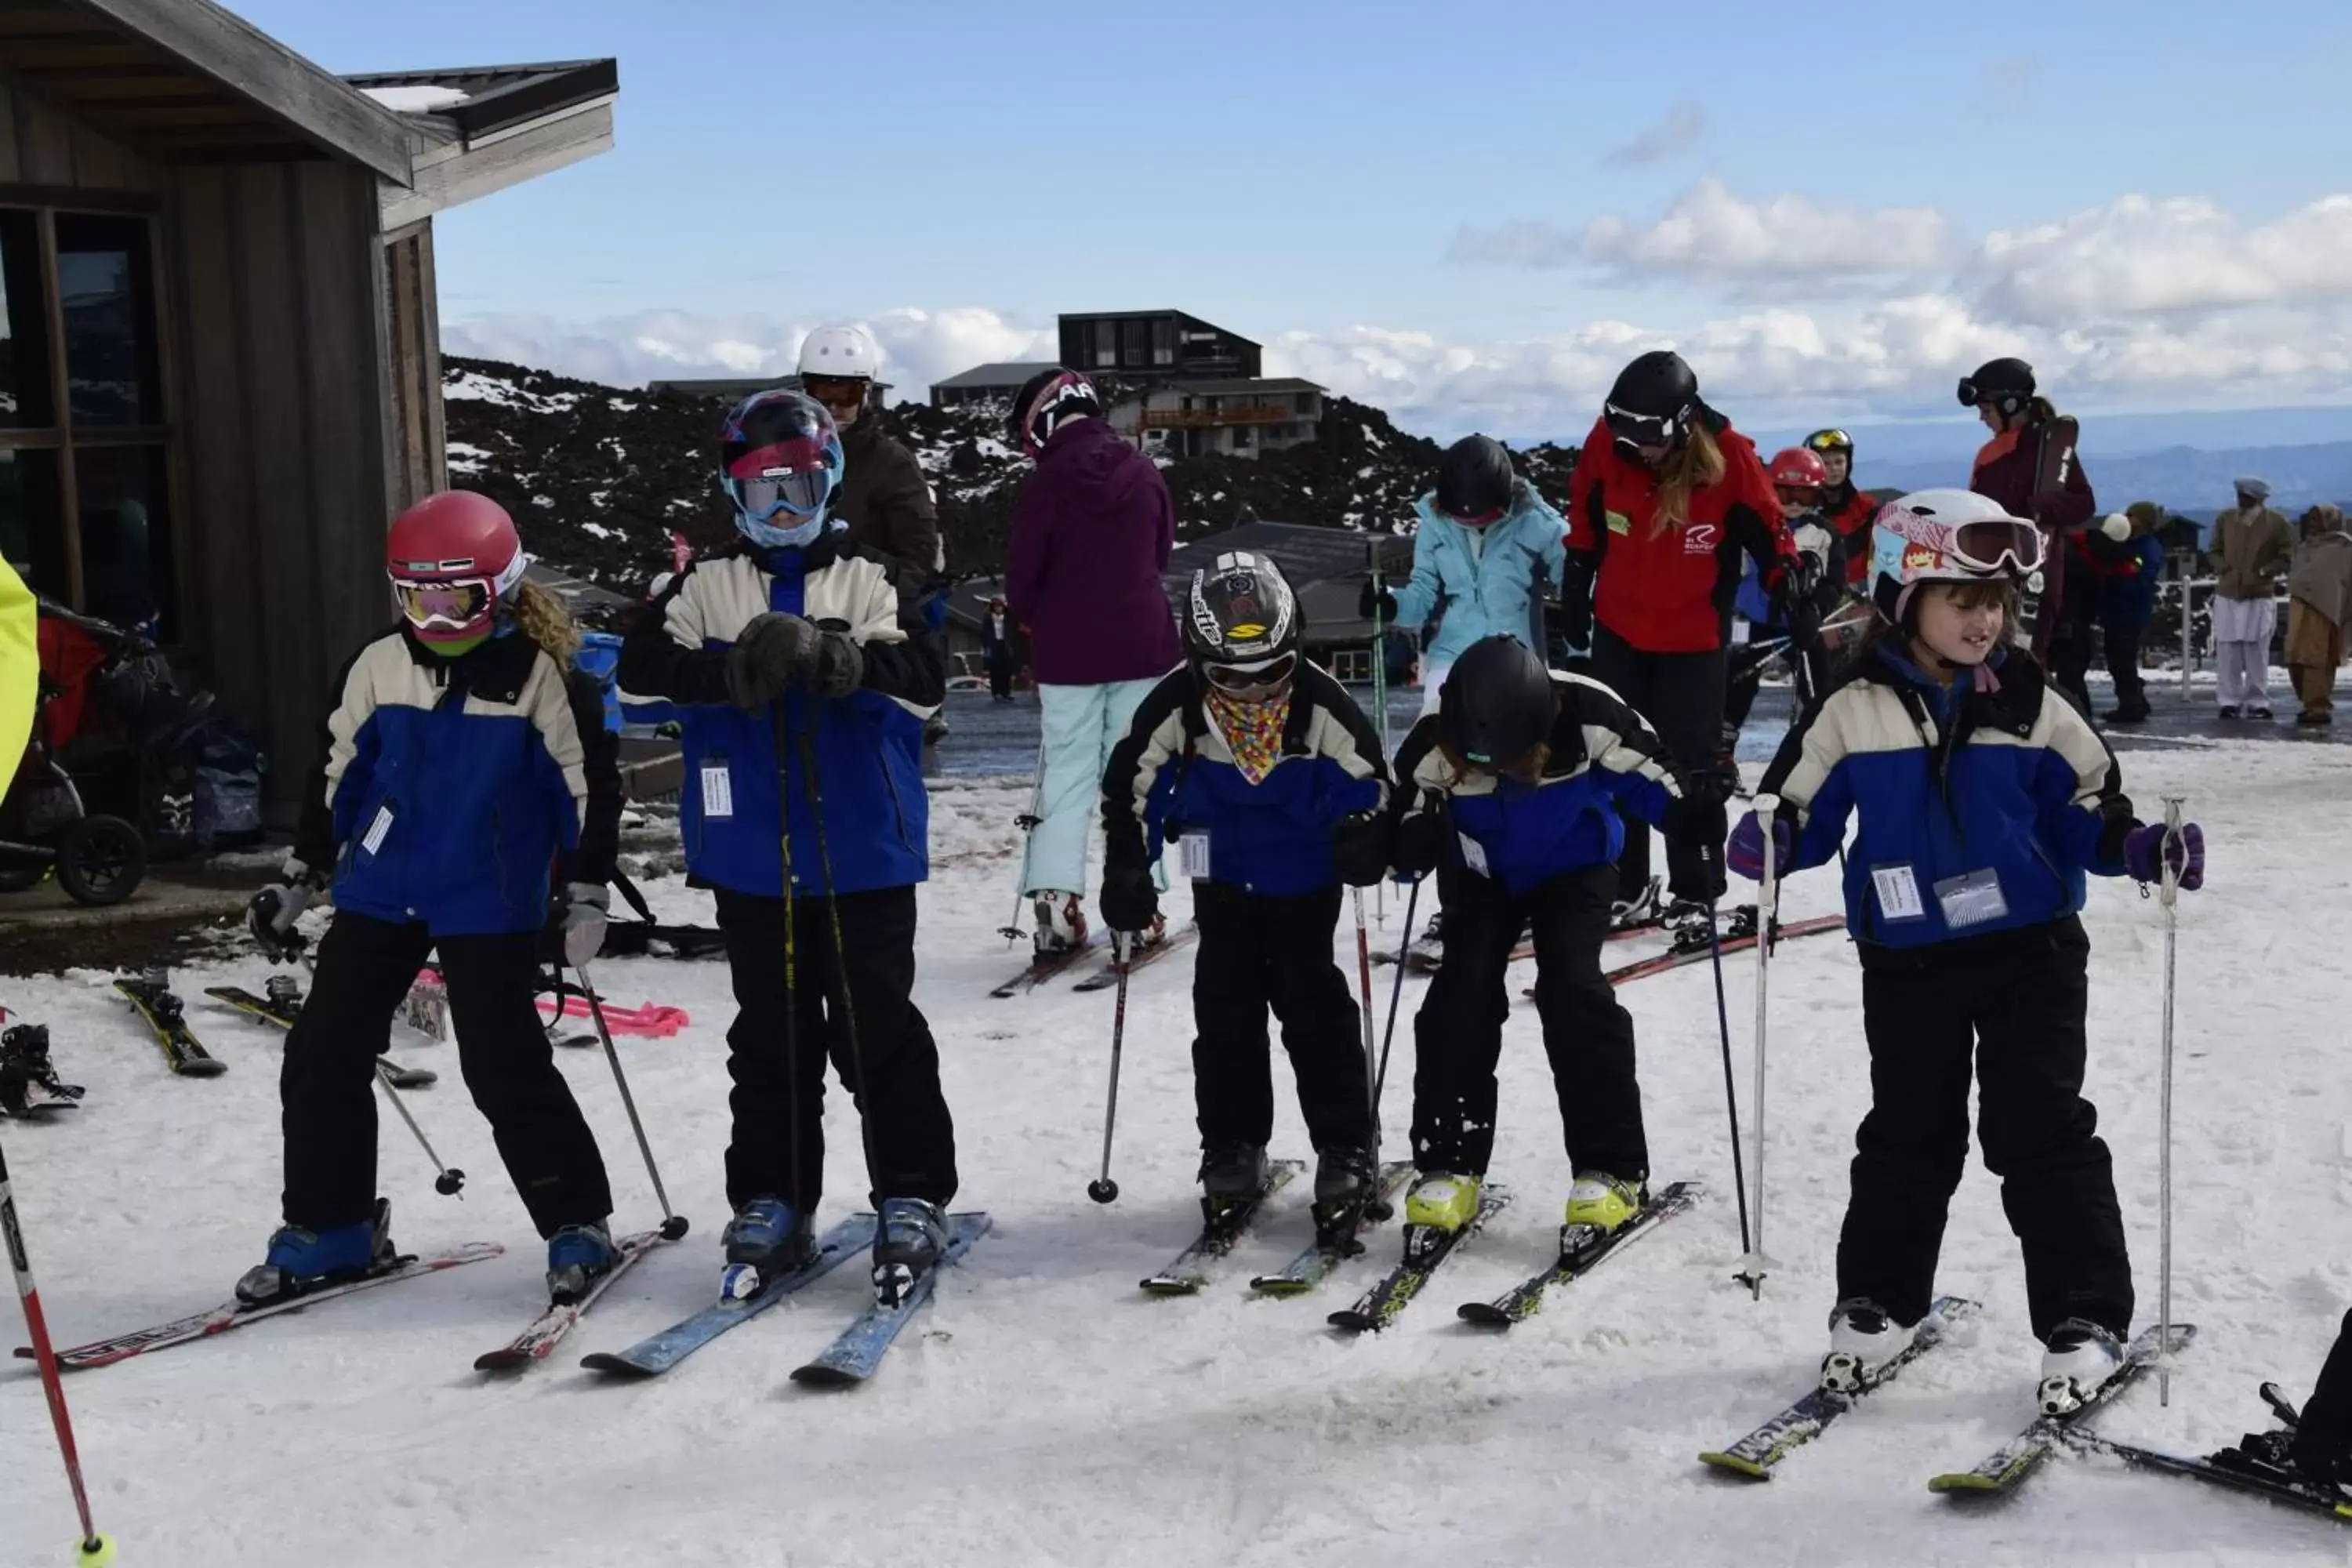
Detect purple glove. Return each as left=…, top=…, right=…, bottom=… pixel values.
left=2123, top=821, right=2205, bottom=891
left=1726, top=810, right=1795, bottom=882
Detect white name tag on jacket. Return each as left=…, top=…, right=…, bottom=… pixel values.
left=1177, top=833, right=1212, bottom=880
left=701, top=764, right=734, bottom=819
left=362, top=805, right=394, bottom=856
left=1458, top=832, right=1492, bottom=879
left=1870, top=863, right=1925, bottom=920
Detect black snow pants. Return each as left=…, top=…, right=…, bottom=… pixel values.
left=281, top=911, right=612, bottom=1237
left=1592, top=626, right=1724, bottom=902
left=1838, top=916, right=2132, bottom=1342
left=1189, top=881, right=1370, bottom=1155
left=1410, top=862, right=1646, bottom=1180
left=713, top=884, right=957, bottom=1212
left=2293, top=1311, right=2352, bottom=1468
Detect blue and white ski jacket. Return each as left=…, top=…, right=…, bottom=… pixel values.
left=1389, top=670, right=1678, bottom=895
left=296, top=624, right=619, bottom=937
left=1390, top=480, right=1570, bottom=668
left=1758, top=644, right=2137, bottom=949
left=1101, top=661, right=1388, bottom=898
left=615, top=537, right=945, bottom=898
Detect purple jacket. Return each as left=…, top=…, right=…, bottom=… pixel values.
left=1005, top=418, right=1181, bottom=685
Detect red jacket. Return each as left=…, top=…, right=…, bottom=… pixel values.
left=1819, top=482, right=1878, bottom=586
left=1968, top=420, right=2096, bottom=535
left=1567, top=417, right=1798, bottom=653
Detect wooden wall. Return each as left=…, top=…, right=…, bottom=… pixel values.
left=0, top=75, right=165, bottom=192
left=169, top=160, right=392, bottom=812
left=380, top=217, right=445, bottom=514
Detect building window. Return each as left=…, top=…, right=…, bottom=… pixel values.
left=1330, top=647, right=1371, bottom=683
left=1092, top=321, right=1117, bottom=368
left=1121, top=318, right=1146, bottom=367
left=0, top=203, right=175, bottom=641
left=1232, top=423, right=1253, bottom=450
left=1152, top=318, right=1174, bottom=365
left=1294, top=392, right=1317, bottom=416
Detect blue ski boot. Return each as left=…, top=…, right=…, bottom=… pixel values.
left=718, top=1196, right=812, bottom=1302
left=873, top=1196, right=949, bottom=1307
left=545, top=1220, right=617, bottom=1306
left=235, top=1197, right=394, bottom=1306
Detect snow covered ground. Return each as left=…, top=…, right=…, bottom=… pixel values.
left=5, top=748, right=2351, bottom=1567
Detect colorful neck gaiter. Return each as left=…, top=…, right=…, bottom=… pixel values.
left=1204, top=688, right=1290, bottom=785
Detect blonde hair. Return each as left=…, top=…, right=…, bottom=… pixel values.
left=1653, top=421, right=1726, bottom=535
left=510, top=577, right=582, bottom=663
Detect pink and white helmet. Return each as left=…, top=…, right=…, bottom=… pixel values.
left=1867, top=488, right=2043, bottom=624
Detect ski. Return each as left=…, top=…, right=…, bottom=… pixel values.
left=789, top=1211, right=992, bottom=1388
left=1929, top=1322, right=2196, bottom=1495
left=1142, top=1159, right=1305, bottom=1295
left=0, top=1021, right=82, bottom=1116
left=2018, top=414, right=2082, bottom=653
left=1457, top=1179, right=1701, bottom=1328
left=1526, top=914, right=1845, bottom=998
left=20, top=1242, right=505, bottom=1372
left=2061, top=1428, right=2352, bottom=1526
left=1249, top=1161, right=1413, bottom=1296
left=1327, top=1185, right=1513, bottom=1334
left=989, top=935, right=1106, bottom=999
left=203, top=985, right=439, bottom=1089
left=114, top=973, right=226, bottom=1077
left=578, top=1214, right=874, bottom=1379
left=1380, top=913, right=1671, bottom=974
left=1699, top=1295, right=1980, bottom=1478
left=474, top=1229, right=672, bottom=1373
left=1073, top=925, right=1198, bottom=992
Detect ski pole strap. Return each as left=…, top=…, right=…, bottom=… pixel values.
left=612, top=869, right=658, bottom=925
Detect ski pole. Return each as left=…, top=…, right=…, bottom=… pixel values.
left=2, top=1132, right=118, bottom=1566
left=1000, top=738, right=1049, bottom=948
left=1350, top=887, right=1391, bottom=1219
left=1743, top=794, right=1782, bottom=1299
left=376, top=1062, right=464, bottom=1196
left=1372, top=876, right=1421, bottom=1112
left=1089, top=932, right=1132, bottom=1204
left=1368, top=541, right=1390, bottom=927
left=1705, top=901, right=1757, bottom=1296
left=2158, top=793, right=2184, bottom=1405
left=573, top=960, right=689, bottom=1241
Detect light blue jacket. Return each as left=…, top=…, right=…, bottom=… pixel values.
left=1388, top=480, right=1569, bottom=669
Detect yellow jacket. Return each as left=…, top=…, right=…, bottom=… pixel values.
left=0, top=558, right=34, bottom=801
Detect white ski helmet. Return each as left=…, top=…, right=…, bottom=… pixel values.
left=1867, top=488, right=2043, bottom=625
left=797, top=325, right=880, bottom=382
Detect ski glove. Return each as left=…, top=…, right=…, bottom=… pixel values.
left=808, top=628, right=864, bottom=699
left=246, top=857, right=321, bottom=959
left=2122, top=820, right=2205, bottom=891
left=559, top=881, right=611, bottom=967
left=1358, top=581, right=1398, bottom=624
left=1098, top=863, right=1159, bottom=935
left=1389, top=794, right=1450, bottom=880
left=1663, top=792, right=1728, bottom=858
left=725, top=612, right=822, bottom=710
left=1726, top=809, right=1795, bottom=883
left=1330, top=810, right=1391, bottom=887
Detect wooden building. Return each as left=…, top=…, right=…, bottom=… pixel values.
left=0, top=0, right=617, bottom=810
left=1057, top=310, right=1260, bottom=387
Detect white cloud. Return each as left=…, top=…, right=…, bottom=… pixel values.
left=1450, top=178, right=1954, bottom=279
left=1602, top=101, right=1706, bottom=169
left=1976, top=194, right=2352, bottom=324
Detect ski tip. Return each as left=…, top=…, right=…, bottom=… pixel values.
left=173, top=1060, right=229, bottom=1078
left=1697, top=1451, right=1771, bottom=1481
left=1927, top=1472, right=2004, bottom=1496
left=577, top=1352, right=657, bottom=1379
left=1326, top=1311, right=1379, bottom=1334
left=1248, top=1278, right=1312, bottom=1298
left=787, top=1362, right=861, bottom=1389
left=473, top=1350, right=532, bottom=1374
left=1139, top=1279, right=1204, bottom=1297
left=1455, top=1302, right=1514, bottom=1329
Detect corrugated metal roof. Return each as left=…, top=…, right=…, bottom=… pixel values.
left=1159, top=378, right=1323, bottom=397
left=930, top=361, right=1065, bottom=390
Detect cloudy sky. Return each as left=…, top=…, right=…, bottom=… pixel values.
left=248, top=0, right=2352, bottom=441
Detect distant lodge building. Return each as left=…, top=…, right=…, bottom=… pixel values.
left=927, top=361, right=1062, bottom=410
left=1109, top=379, right=1324, bottom=459
left=0, top=0, right=619, bottom=814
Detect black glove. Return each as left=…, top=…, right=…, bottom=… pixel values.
left=1560, top=566, right=1594, bottom=651
left=1358, top=580, right=1398, bottom=623
left=1330, top=811, right=1391, bottom=887
left=808, top=628, right=864, bottom=699
left=1664, top=792, right=1728, bottom=854
left=1777, top=574, right=1824, bottom=652
left=246, top=857, right=322, bottom=960
left=725, top=612, right=820, bottom=710
left=1390, top=797, right=1449, bottom=880
left=1098, top=863, right=1159, bottom=935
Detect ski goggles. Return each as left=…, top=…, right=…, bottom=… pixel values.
left=1775, top=485, right=1820, bottom=508
left=392, top=576, right=495, bottom=633
left=1203, top=652, right=1297, bottom=694
left=724, top=440, right=832, bottom=521
left=1878, top=513, right=2044, bottom=584
left=803, top=375, right=869, bottom=412
left=1443, top=503, right=1507, bottom=528
left=1602, top=400, right=1675, bottom=452
left=1805, top=428, right=1853, bottom=454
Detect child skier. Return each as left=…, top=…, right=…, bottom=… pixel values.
left=615, top=390, right=956, bottom=1305
left=1386, top=634, right=1714, bottom=1256
left=1732, top=488, right=2205, bottom=1412
left=239, top=489, right=620, bottom=1306
left=1722, top=446, right=1849, bottom=775
left=1098, top=552, right=1391, bottom=1222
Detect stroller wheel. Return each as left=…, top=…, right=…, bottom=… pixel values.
left=56, top=815, right=146, bottom=906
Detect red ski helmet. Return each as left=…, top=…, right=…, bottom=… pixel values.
left=1769, top=447, right=1828, bottom=491
left=386, top=489, right=526, bottom=644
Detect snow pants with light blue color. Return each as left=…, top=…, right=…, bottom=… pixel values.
left=1021, top=677, right=1163, bottom=898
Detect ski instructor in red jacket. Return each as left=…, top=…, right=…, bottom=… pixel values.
left=1565, top=350, right=1800, bottom=945
left=1960, top=357, right=2096, bottom=681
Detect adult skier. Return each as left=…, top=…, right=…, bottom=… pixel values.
left=615, top=390, right=958, bottom=1302
left=2210, top=476, right=2295, bottom=720
left=1566, top=350, right=1799, bottom=944
left=1099, top=552, right=1390, bottom=1219
left=1960, top=358, right=2096, bottom=678
left=238, top=490, right=619, bottom=1307
left=1730, top=488, right=2205, bottom=1412
left=1386, top=635, right=1706, bottom=1250
left=1004, top=368, right=1181, bottom=955
left=1806, top=428, right=1878, bottom=584
left=1359, top=433, right=1569, bottom=954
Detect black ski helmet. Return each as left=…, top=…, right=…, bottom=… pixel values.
left=1958, top=358, right=2036, bottom=419
left=1433, top=434, right=1517, bottom=523
left=1184, top=549, right=1299, bottom=668
left=1009, top=367, right=1103, bottom=457
left=1603, top=350, right=1700, bottom=459
left=1439, top=635, right=1556, bottom=768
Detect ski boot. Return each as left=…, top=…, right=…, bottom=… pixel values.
left=263, top=974, right=304, bottom=1014
left=1309, top=1143, right=1381, bottom=1248
left=2217, top=1385, right=2352, bottom=1495
left=1821, top=1297, right=1917, bottom=1393
left=545, top=1219, right=618, bottom=1306
left=1719, top=904, right=1759, bottom=942
left=1199, top=1142, right=1271, bottom=1227
left=1610, top=877, right=1663, bottom=935
left=235, top=1197, right=395, bottom=1306
left=1560, top=1173, right=1643, bottom=1263
left=1401, top=1171, right=1480, bottom=1264
left=1664, top=899, right=1717, bottom=955
left=2038, top=1317, right=2127, bottom=1415
left=1032, top=891, right=1089, bottom=956
left=873, top=1196, right=950, bottom=1307
left=0, top=1023, right=81, bottom=1115
left=718, top=1196, right=813, bottom=1302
